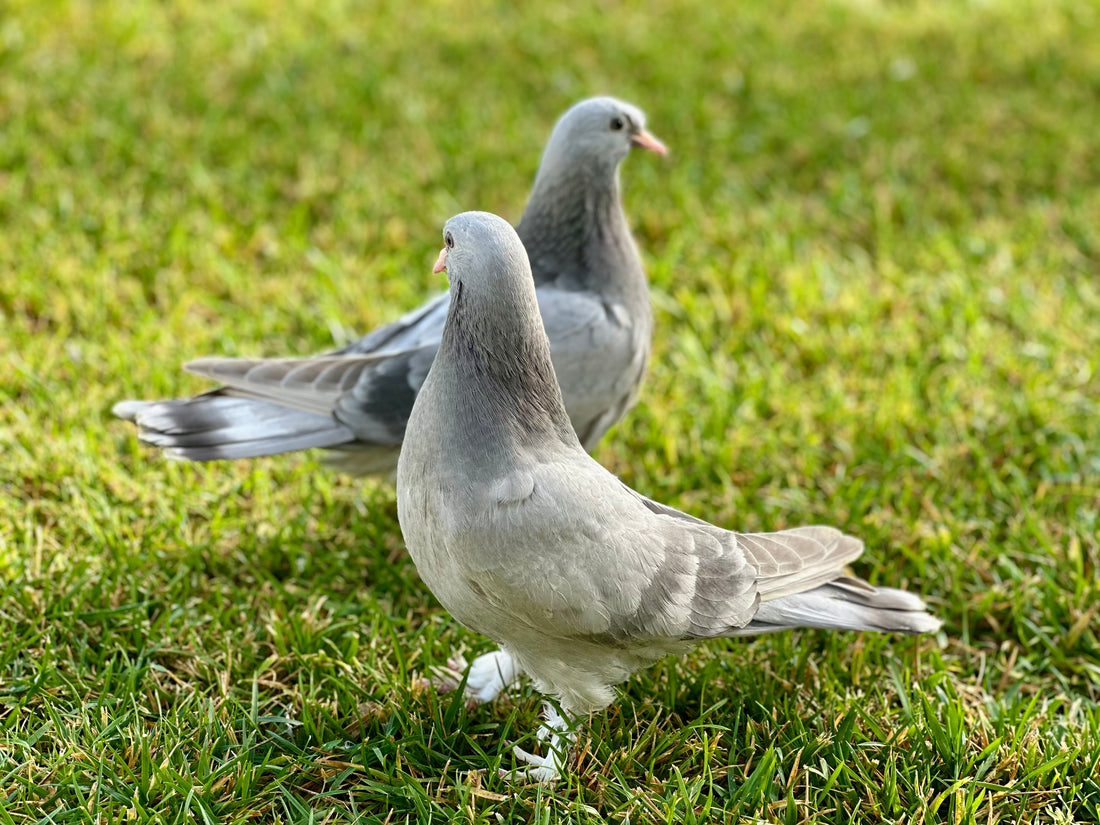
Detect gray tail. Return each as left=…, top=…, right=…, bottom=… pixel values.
left=728, top=576, right=942, bottom=636
left=112, top=394, right=357, bottom=461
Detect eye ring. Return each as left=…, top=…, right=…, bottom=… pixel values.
left=610, top=116, right=625, bottom=131
left=445, top=231, right=454, bottom=249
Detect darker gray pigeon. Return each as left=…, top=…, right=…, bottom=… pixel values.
left=113, top=97, right=666, bottom=476
left=397, top=211, right=942, bottom=783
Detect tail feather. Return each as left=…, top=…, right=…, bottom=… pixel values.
left=735, top=525, right=865, bottom=600
left=727, top=577, right=942, bottom=637
left=112, top=396, right=356, bottom=461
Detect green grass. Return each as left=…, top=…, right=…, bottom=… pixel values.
left=2, top=0, right=1099, bottom=821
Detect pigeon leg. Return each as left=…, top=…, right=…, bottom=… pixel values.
left=465, top=649, right=521, bottom=704
left=503, top=703, right=577, bottom=784
left=431, top=648, right=522, bottom=706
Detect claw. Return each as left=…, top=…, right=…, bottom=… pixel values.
left=499, top=703, right=576, bottom=785
left=428, top=653, right=468, bottom=695
left=500, top=743, right=563, bottom=784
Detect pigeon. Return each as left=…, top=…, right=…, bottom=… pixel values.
left=396, top=211, right=943, bottom=783
left=113, top=96, right=666, bottom=477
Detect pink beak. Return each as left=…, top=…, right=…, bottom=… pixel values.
left=631, top=129, right=668, bottom=156
left=432, top=247, right=448, bottom=274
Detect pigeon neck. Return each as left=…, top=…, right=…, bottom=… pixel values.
left=436, top=283, right=579, bottom=460
left=518, top=165, right=646, bottom=301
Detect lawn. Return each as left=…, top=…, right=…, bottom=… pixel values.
left=2, top=0, right=1099, bottom=822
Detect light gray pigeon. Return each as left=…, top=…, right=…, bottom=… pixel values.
left=113, top=96, right=666, bottom=477
left=396, top=211, right=943, bottom=783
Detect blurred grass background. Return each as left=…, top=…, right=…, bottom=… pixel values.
left=2, top=0, right=1099, bottom=821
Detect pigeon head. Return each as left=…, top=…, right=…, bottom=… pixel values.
left=538, top=97, right=667, bottom=176
left=432, top=211, right=533, bottom=307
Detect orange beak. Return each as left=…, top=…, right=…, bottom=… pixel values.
left=631, top=129, right=668, bottom=156
left=433, top=247, right=448, bottom=274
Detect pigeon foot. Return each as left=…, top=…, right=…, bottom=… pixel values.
left=500, top=703, right=575, bottom=784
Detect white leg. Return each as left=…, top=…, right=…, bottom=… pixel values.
left=464, top=648, right=521, bottom=704
left=430, top=647, right=522, bottom=705
left=503, top=703, right=577, bottom=784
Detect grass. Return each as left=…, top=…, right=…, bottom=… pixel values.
left=2, top=0, right=1099, bottom=821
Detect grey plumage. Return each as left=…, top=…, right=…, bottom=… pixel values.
left=113, top=97, right=664, bottom=476
left=396, top=211, right=942, bottom=782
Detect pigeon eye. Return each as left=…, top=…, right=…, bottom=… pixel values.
left=610, top=116, right=625, bottom=131
left=445, top=232, right=455, bottom=249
